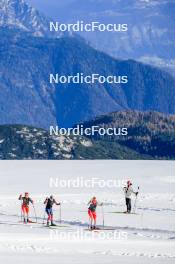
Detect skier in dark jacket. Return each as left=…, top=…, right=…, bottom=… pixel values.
left=44, top=195, right=60, bottom=226
left=87, top=196, right=103, bottom=229
left=19, top=192, right=34, bottom=223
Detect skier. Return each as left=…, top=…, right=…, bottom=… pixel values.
left=123, top=180, right=138, bottom=213
left=44, top=195, right=60, bottom=226
left=19, top=192, right=34, bottom=223
left=87, top=196, right=103, bottom=230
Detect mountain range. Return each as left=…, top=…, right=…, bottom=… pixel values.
left=0, top=24, right=175, bottom=128
left=44, top=0, right=175, bottom=75
left=0, top=0, right=174, bottom=159
left=0, top=111, right=174, bottom=159
left=0, top=0, right=49, bottom=36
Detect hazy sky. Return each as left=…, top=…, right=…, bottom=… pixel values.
left=28, top=0, right=74, bottom=8
left=27, top=0, right=75, bottom=19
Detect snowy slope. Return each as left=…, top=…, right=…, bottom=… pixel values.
left=0, top=160, right=175, bottom=264
left=0, top=0, right=63, bottom=37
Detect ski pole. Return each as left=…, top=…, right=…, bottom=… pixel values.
left=20, top=197, right=23, bottom=222
left=88, top=217, right=90, bottom=230
left=133, top=186, right=139, bottom=213
left=42, top=209, right=46, bottom=225
left=32, top=204, right=37, bottom=223
left=102, top=204, right=105, bottom=229
left=59, top=204, right=62, bottom=224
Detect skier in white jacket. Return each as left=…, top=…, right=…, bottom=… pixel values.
left=123, top=180, right=138, bottom=213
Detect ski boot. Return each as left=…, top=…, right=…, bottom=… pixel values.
left=50, top=221, right=57, bottom=227
left=27, top=219, right=34, bottom=223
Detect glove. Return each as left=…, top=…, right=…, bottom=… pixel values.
left=136, top=192, right=138, bottom=196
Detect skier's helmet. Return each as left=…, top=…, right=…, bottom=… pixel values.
left=127, top=180, right=132, bottom=186
left=50, top=195, right=54, bottom=199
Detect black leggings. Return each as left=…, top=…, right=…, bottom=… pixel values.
left=126, top=198, right=131, bottom=212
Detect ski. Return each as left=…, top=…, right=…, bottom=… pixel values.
left=19, top=220, right=37, bottom=224
left=18, top=220, right=39, bottom=224
left=110, top=211, right=139, bottom=215
left=84, top=229, right=100, bottom=232
left=44, top=224, right=70, bottom=228
left=84, top=227, right=116, bottom=231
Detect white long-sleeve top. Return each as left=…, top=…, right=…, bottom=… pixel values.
left=123, top=186, right=135, bottom=198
